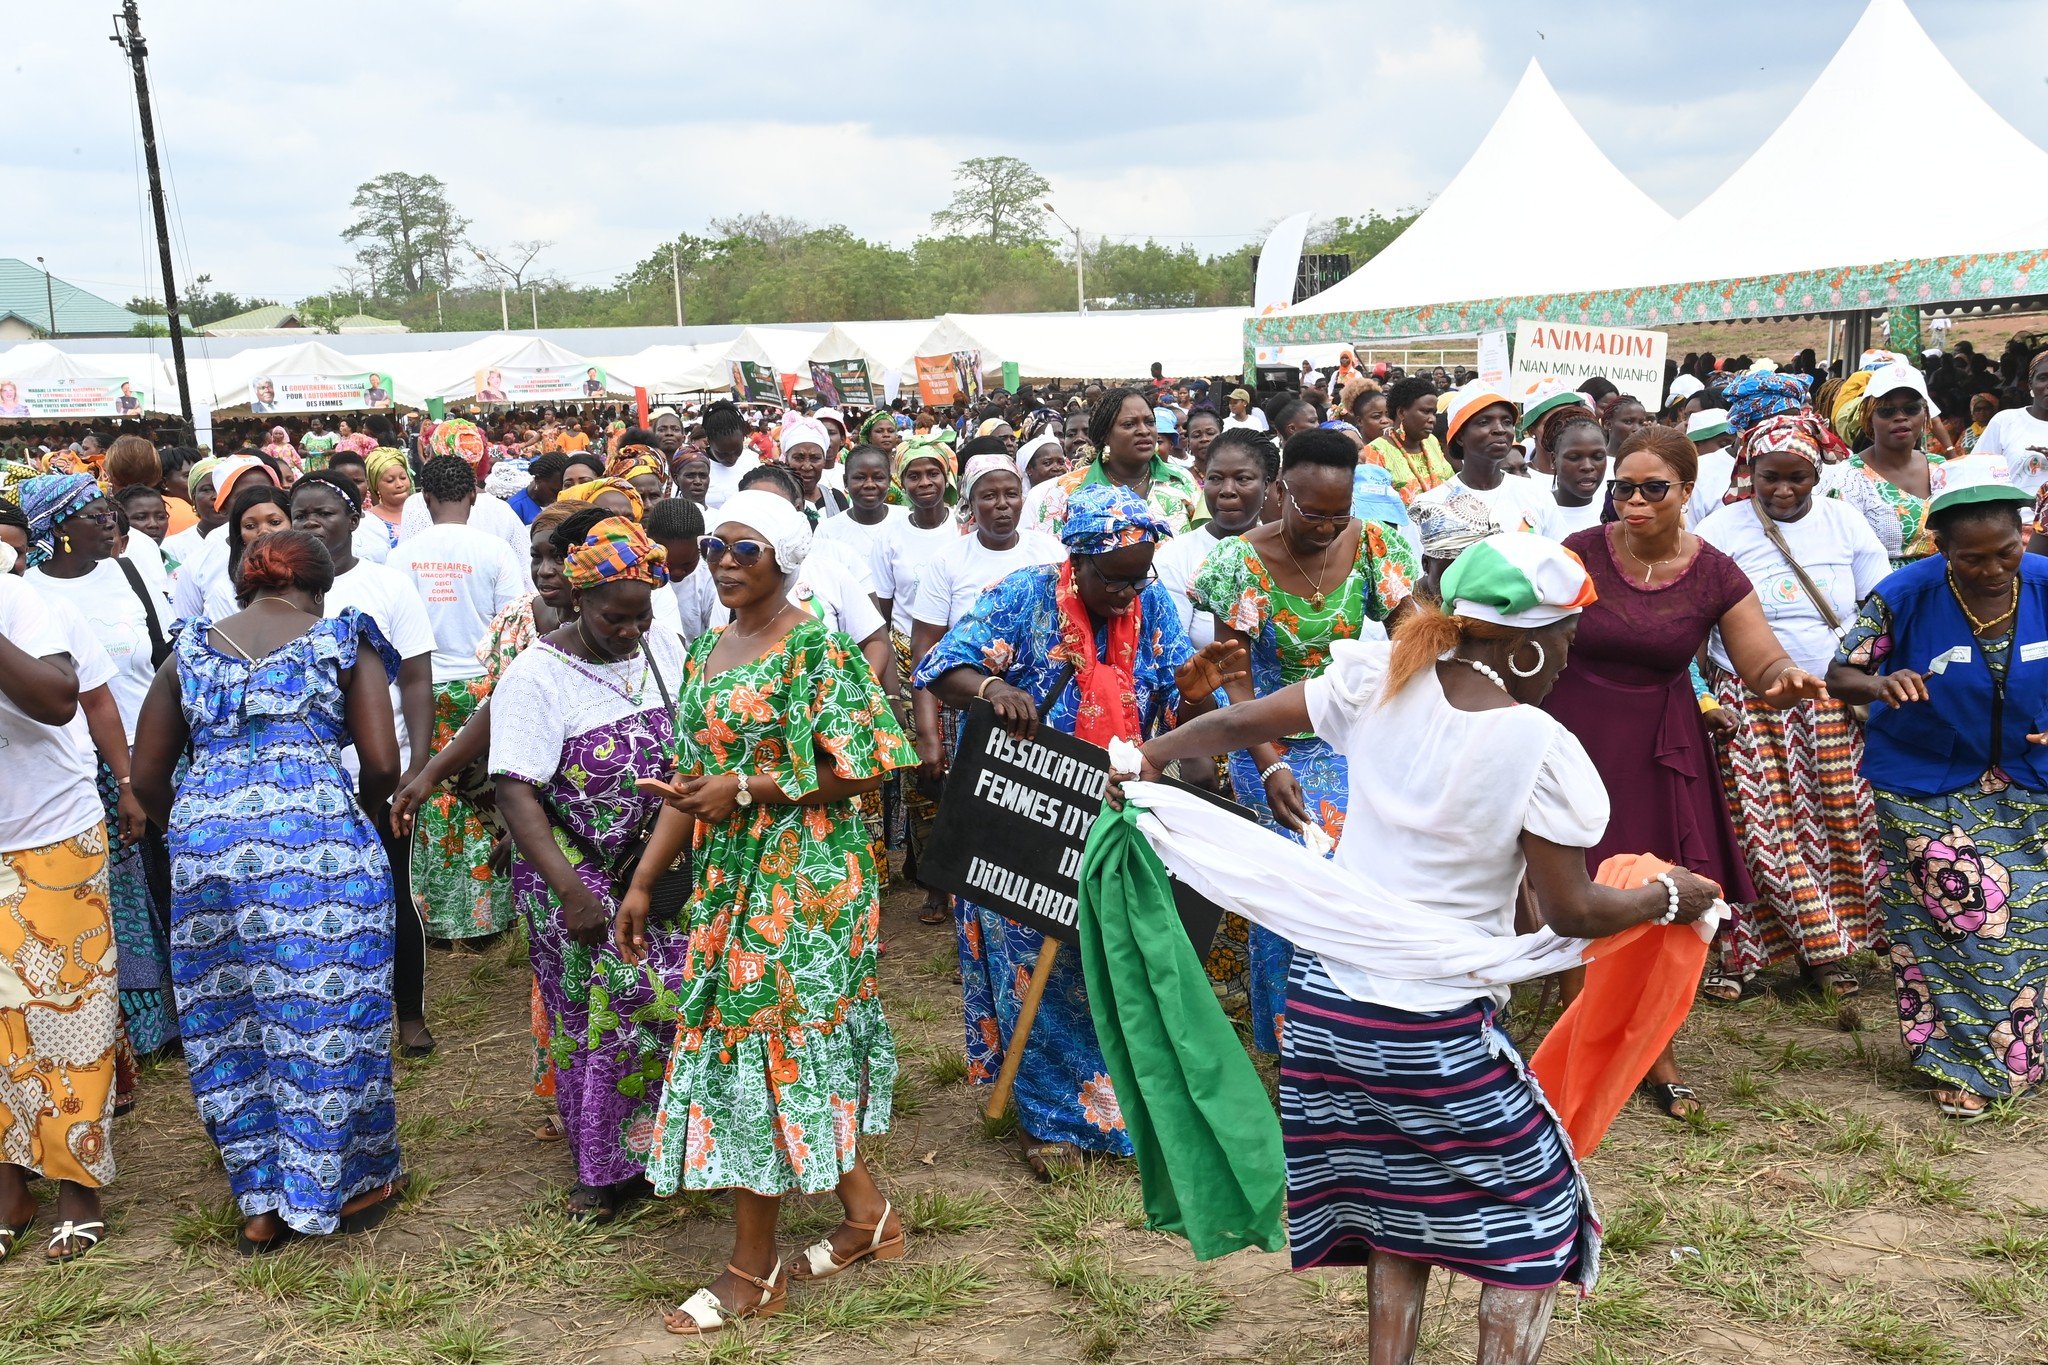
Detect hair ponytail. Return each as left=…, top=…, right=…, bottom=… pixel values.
left=1382, top=594, right=1529, bottom=703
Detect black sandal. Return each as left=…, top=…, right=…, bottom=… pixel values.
left=236, top=1222, right=304, bottom=1257
left=1640, top=1081, right=1701, bottom=1121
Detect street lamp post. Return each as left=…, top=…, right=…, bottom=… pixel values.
left=530, top=286, right=539, bottom=330
left=34, top=256, right=57, bottom=337
left=1042, top=204, right=1084, bottom=315
left=474, top=249, right=509, bottom=332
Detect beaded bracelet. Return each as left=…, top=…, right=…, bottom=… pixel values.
left=1258, top=760, right=1289, bottom=784
left=1652, top=872, right=1680, bottom=926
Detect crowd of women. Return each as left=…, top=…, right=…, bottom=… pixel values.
left=2, top=335, right=2048, bottom=1358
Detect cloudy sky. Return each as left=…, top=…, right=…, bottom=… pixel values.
left=7, top=0, right=2045, bottom=305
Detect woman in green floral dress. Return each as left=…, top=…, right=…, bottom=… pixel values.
left=618, top=490, right=914, bottom=1337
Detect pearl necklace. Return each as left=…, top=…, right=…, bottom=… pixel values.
left=1460, top=656, right=1512, bottom=694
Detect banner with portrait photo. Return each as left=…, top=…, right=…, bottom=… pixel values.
left=823, top=359, right=875, bottom=408
left=0, top=376, right=148, bottom=420
left=473, top=364, right=610, bottom=404
left=734, top=361, right=782, bottom=404
left=250, top=372, right=394, bottom=415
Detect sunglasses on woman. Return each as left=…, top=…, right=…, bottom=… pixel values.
left=1871, top=398, right=1925, bottom=420
left=697, top=535, right=771, bottom=567
left=1610, top=479, right=1677, bottom=504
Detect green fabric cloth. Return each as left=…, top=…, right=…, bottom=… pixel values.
left=1077, top=801, right=1286, bottom=1260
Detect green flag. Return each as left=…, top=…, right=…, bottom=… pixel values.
left=1077, top=802, right=1286, bottom=1260
left=1002, top=361, right=1020, bottom=394
left=426, top=397, right=446, bottom=421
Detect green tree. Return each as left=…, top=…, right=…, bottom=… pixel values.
left=1315, top=211, right=1419, bottom=269
left=124, top=273, right=276, bottom=326
left=342, top=172, right=470, bottom=295
left=930, top=157, right=1052, bottom=246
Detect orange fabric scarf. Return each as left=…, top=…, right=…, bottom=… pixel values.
left=1055, top=559, right=1141, bottom=747
left=1529, top=853, right=1715, bottom=1157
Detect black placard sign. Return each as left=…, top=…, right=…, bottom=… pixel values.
left=918, top=700, right=1251, bottom=956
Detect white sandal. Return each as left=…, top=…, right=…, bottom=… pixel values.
left=663, top=1259, right=786, bottom=1336
left=788, top=1199, right=907, bottom=1282
left=46, top=1219, right=105, bottom=1264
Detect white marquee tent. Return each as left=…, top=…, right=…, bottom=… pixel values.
left=1617, top=0, right=2048, bottom=287
left=0, top=342, right=180, bottom=419
left=596, top=343, right=731, bottom=395
left=912, top=308, right=1254, bottom=381
left=420, top=335, right=636, bottom=404
left=201, top=338, right=433, bottom=417
left=724, top=325, right=830, bottom=382
left=808, top=320, right=931, bottom=375
left=1288, top=60, right=1676, bottom=315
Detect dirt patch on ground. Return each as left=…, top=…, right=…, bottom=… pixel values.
left=13, top=899, right=2048, bottom=1365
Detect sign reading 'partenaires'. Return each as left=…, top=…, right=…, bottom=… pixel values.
left=919, top=700, right=1242, bottom=954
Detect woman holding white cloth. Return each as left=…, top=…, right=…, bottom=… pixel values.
left=1128, top=532, right=1719, bottom=1365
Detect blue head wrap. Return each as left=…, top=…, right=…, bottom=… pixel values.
left=1059, top=482, right=1171, bottom=555
left=1724, top=370, right=1812, bottom=435
left=20, top=473, right=101, bottom=568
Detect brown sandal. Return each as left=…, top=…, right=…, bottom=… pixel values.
left=1018, top=1133, right=1085, bottom=1182
left=663, top=1260, right=787, bottom=1336
left=788, top=1200, right=907, bottom=1281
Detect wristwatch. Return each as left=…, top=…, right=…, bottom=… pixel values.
left=733, top=774, right=754, bottom=808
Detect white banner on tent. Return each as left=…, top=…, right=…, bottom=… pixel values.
left=1476, top=330, right=1510, bottom=387
left=2, top=375, right=147, bottom=420
left=252, top=372, right=394, bottom=414
left=475, top=364, right=609, bottom=403
left=1509, top=320, right=1666, bottom=410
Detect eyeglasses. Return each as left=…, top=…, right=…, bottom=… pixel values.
left=697, top=535, right=771, bottom=567
left=1083, top=557, right=1157, bottom=593
left=1610, top=479, right=1677, bottom=505
left=1282, top=487, right=1351, bottom=529
left=70, top=503, right=118, bottom=528
left=1871, top=399, right=1925, bottom=419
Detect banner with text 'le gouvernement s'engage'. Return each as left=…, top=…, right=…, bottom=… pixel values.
left=249, top=373, right=394, bottom=414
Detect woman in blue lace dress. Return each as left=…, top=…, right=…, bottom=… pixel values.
left=132, top=530, right=409, bottom=1251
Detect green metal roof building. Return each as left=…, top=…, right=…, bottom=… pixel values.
left=0, top=258, right=146, bottom=339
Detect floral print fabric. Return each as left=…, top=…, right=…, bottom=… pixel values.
left=1838, top=595, right=2048, bottom=1099
left=646, top=618, right=913, bottom=1197
left=411, top=677, right=510, bottom=939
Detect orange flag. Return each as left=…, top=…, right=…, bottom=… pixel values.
left=1529, top=853, right=1715, bottom=1157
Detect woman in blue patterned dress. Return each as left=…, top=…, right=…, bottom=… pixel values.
left=1190, top=429, right=1418, bottom=1050
left=132, top=530, right=408, bottom=1251
left=913, top=484, right=1243, bottom=1175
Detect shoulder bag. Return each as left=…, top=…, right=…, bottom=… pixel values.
left=114, top=556, right=172, bottom=667
left=1750, top=496, right=1864, bottom=722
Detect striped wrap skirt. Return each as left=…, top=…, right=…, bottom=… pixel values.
left=1279, top=953, right=1600, bottom=1290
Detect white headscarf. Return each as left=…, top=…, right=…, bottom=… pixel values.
left=715, top=488, right=813, bottom=573
left=1015, top=431, right=1061, bottom=479
left=779, top=415, right=830, bottom=459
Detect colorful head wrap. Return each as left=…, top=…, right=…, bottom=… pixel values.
left=858, top=411, right=896, bottom=443
left=957, top=452, right=1021, bottom=509
left=562, top=516, right=668, bottom=590
left=209, top=454, right=279, bottom=510
left=1058, top=482, right=1171, bottom=555
left=364, top=448, right=410, bottom=498
left=893, top=433, right=957, bottom=492
left=607, top=444, right=665, bottom=483
left=779, top=416, right=831, bottom=459
left=1413, top=487, right=1502, bottom=562
left=1724, top=370, right=1811, bottom=435
left=714, top=488, right=813, bottom=573
left=428, top=418, right=488, bottom=465
left=559, top=477, right=645, bottom=522
left=1741, top=412, right=1826, bottom=471
left=20, top=473, right=102, bottom=568
left=1441, top=533, right=1597, bottom=628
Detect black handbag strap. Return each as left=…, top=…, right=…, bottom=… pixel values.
left=1750, top=494, right=1844, bottom=632
left=534, top=640, right=679, bottom=888
left=115, top=556, right=172, bottom=666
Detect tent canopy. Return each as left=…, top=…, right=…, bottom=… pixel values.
left=913, top=309, right=1253, bottom=381
left=423, top=335, right=635, bottom=404
left=0, top=342, right=178, bottom=419
left=808, top=320, right=930, bottom=375
left=599, top=343, right=732, bottom=395
left=724, top=325, right=829, bottom=380
left=201, top=339, right=432, bottom=417
left=1290, top=60, right=1676, bottom=315
left=1621, top=0, right=2048, bottom=286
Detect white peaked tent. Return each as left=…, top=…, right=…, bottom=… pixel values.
left=598, top=344, right=732, bottom=394
left=724, top=326, right=830, bottom=382
left=808, top=320, right=933, bottom=375
left=1626, top=0, right=2048, bottom=285
left=0, top=342, right=179, bottom=418
left=1289, top=60, right=1677, bottom=313
left=422, top=335, right=635, bottom=404
left=203, top=338, right=432, bottom=417
left=913, top=309, right=1255, bottom=382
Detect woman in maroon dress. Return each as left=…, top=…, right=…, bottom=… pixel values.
left=1545, top=425, right=1825, bottom=1117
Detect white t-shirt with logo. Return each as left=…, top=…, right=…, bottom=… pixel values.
left=387, top=524, right=527, bottom=682
left=1971, top=407, right=2048, bottom=493
left=400, top=491, right=533, bottom=585
left=325, top=558, right=437, bottom=765
left=25, top=558, right=163, bottom=743
left=814, top=505, right=902, bottom=568
left=0, top=575, right=105, bottom=850
left=872, top=515, right=962, bottom=635
left=1695, top=497, right=1890, bottom=677
left=911, top=530, right=1067, bottom=630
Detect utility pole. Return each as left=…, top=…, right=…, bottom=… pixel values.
left=34, top=257, right=57, bottom=338
left=529, top=286, right=538, bottom=330
left=670, top=241, right=684, bottom=328
left=112, top=0, right=193, bottom=432
left=474, top=249, right=509, bottom=331
left=1043, top=203, right=1085, bottom=315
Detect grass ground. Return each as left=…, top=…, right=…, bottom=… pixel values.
left=15, top=893, right=2048, bottom=1365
